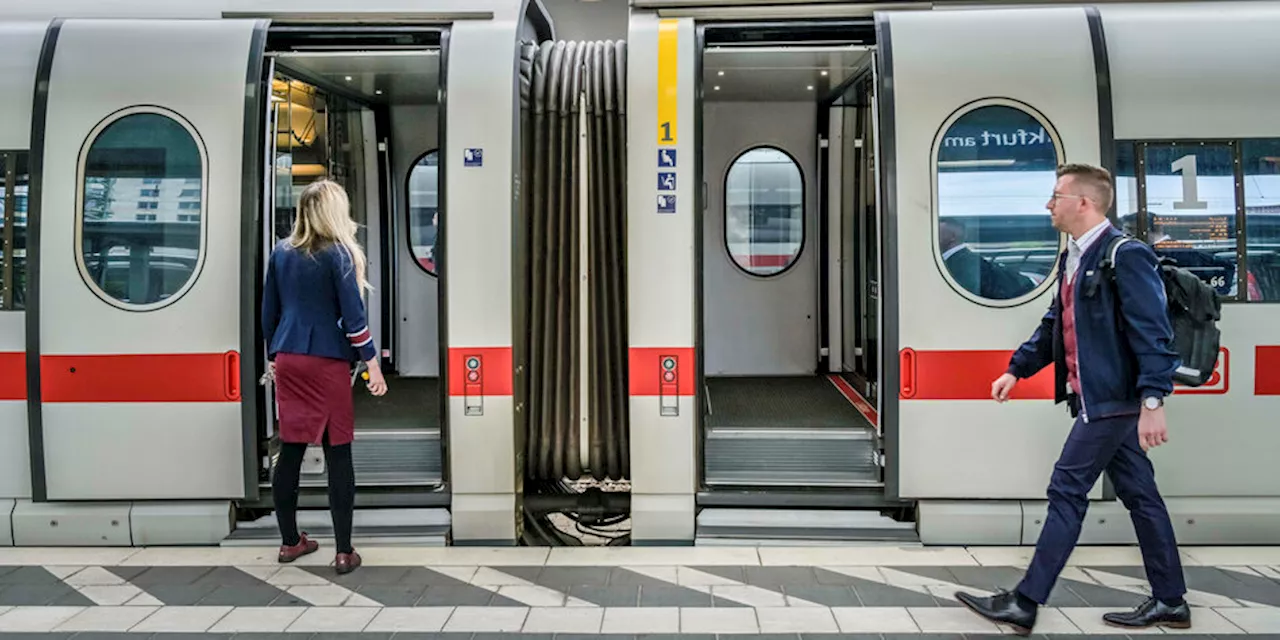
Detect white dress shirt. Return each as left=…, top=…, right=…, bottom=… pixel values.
left=1065, top=220, right=1113, bottom=285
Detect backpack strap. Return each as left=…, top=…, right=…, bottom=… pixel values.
left=1099, top=233, right=1134, bottom=279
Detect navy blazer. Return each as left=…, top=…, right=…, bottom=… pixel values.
left=262, top=239, right=377, bottom=364
left=1007, top=224, right=1178, bottom=422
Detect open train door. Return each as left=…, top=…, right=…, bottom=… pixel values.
left=877, top=7, right=1111, bottom=539
left=27, top=18, right=267, bottom=502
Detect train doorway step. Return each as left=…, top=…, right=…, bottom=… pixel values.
left=704, top=376, right=880, bottom=487
left=222, top=508, right=450, bottom=547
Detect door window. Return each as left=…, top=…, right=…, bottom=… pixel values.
left=78, top=108, right=205, bottom=310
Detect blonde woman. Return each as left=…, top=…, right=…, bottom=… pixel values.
left=262, top=179, right=387, bottom=575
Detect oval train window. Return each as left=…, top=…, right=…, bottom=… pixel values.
left=78, top=108, right=205, bottom=309
left=725, top=146, right=804, bottom=276
left=935, top=102, right=1062, bottom=303
left=407, top=150, right=439, bottom=275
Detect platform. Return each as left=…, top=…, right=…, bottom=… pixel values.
left=0, top=545, right=1279, bottom=636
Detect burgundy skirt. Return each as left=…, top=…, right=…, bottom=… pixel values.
left=275, top=353, right=354, bottom=446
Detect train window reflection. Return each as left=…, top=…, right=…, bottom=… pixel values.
left=1244, top=140, right=1280, bottom=301
left=935, top=103, right=1060, bottom=303
left=725, top=146, right=804, bottom=276
left=78, top=110, right=204, bottom=309
left=1141, top=143, right=1238, bottom=298
left=407, top=150, right=439, bottom=275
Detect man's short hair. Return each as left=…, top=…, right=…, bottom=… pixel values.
left=1057, top=163, right=1114, bottom=213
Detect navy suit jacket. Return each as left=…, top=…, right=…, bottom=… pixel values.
left=262, top=239, right=377, bottom=364
left=1007, top=225, right=1178, bottom=422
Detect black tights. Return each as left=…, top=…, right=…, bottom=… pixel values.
left=272, top=431, right=356, bottom=554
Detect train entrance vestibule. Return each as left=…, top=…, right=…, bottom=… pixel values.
left=234, top=34, right=451, bottom=545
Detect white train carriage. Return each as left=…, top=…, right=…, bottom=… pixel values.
left=0, top=0, right=551, bottom=546
left=2, top=0, right=1279, bottom=549
left=624, top=0, right=1280, bottom=545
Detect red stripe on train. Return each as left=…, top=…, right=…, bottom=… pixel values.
left=447, top=347, right=513, bottom=397
left=899, top=348, right=1055, bottom=400
left=1255, top=346, right=1280, bottom=395
left=0, top=352, right=26, bottom=400
left=629, top=347, right=696, bottom=396
left=41, top=352, right=240, bottom=403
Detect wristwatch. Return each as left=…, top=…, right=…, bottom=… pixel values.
left=1143, top=396, right=1164, bottom=410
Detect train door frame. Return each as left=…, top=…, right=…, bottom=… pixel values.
left=253, top=26, right=452, bottom=505
left=691, top=20, right=900, bottom=508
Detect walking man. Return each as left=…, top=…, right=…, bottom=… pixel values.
left=955, top=164, right=1190, bottom=635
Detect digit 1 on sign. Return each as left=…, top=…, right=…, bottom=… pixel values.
left=1172, top=154, right=1208, bottom=210
left=660, top=121, right=673, bottom=143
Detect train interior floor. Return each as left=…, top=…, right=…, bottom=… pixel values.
left=352, top=375, right=441, bottom=431
left=703, top=375, right=880, bottom=488
left=0, top=544, right=1276, bottom=635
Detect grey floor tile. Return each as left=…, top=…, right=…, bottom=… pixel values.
left=691, top=566, right=746, bottom=583
left=356, top=584, right=430, bottom=607
left=0, top=567, right=63, bottom=586
left=311, top=634, right=394, bottom=640
left=531, top=567, right=613, bottom=587
left=150, top=634, right=234, bottom=640
left=1059, top=579, right=1146, bottom=608
left=742, top=567, right=820, bottom=587
left=111, top=566, right=213, bottom=586
left=637, top=635, right=715, bottom=640
left=798, top=635, right=882, bottom=640
left=137, top=583, right=220, bottom=606
left=416, top=585, right=513, bottom=607
left=640, top=585, right=712, bottom=607
left=201, top=567, right=271, bottom=586
left=198, top=585, right=290, bottom=607
left=269, top=591, right=313, bottom=607
left=0, top=584, right=93, bottom=606
left=781, top=586, right=860, bottom=607
left=847, top=578, right=942, bottom=607
left=307, top=566, right=413, bottom=587
left=812, top=569, right=865, bottom=587
left=473, top=634, right=552, bottom=640
left=558, top=635, right=637, bottom=640
left=567, top=584, right=640, bottom=606
left=1108, top=564, right=1280, bottom=606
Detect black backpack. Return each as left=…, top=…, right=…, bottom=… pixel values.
left=1100, top=235, right=1222, bottom=387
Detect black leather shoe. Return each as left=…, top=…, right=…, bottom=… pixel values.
left=956, top=590, right=1037, bottom=636
left=1103, top=597, right=1191, bottom=629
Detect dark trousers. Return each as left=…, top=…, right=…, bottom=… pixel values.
left=1017, top=411, right=1186, bottom=604
left=272, top=431, right=357, bottom=554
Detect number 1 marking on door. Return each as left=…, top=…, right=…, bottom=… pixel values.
left=1172, top=154, right=1208, bottom=210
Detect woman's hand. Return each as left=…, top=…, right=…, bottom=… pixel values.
left=365, top=358, right=387, bottom=396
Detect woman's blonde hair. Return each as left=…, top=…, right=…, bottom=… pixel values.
left=288, top=179, right=371, bottom=291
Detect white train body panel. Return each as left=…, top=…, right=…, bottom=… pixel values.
left=1098, top=2, right=1280, bottom=500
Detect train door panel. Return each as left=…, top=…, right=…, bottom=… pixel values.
left=32, top=18, right=265, bottom=500
left=881, top=8, right=1103, bottom=498
left=703, top=102, right=818, bottom=376
left=393, top=105, right=440, bottom=378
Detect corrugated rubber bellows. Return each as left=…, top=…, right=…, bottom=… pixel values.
left=519, top=40, right=629, bottom=483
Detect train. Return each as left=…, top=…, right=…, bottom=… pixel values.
left=0, top=0, right=1277, bottom=548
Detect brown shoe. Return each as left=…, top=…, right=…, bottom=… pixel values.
left=335, top=550, right=362, bottom=575
left=278, top=532, right=319, bottom=563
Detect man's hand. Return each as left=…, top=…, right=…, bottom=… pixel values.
left=1138, top=406, right=1169, bottom=451
left=992, top=373, right=1018, bottom=403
